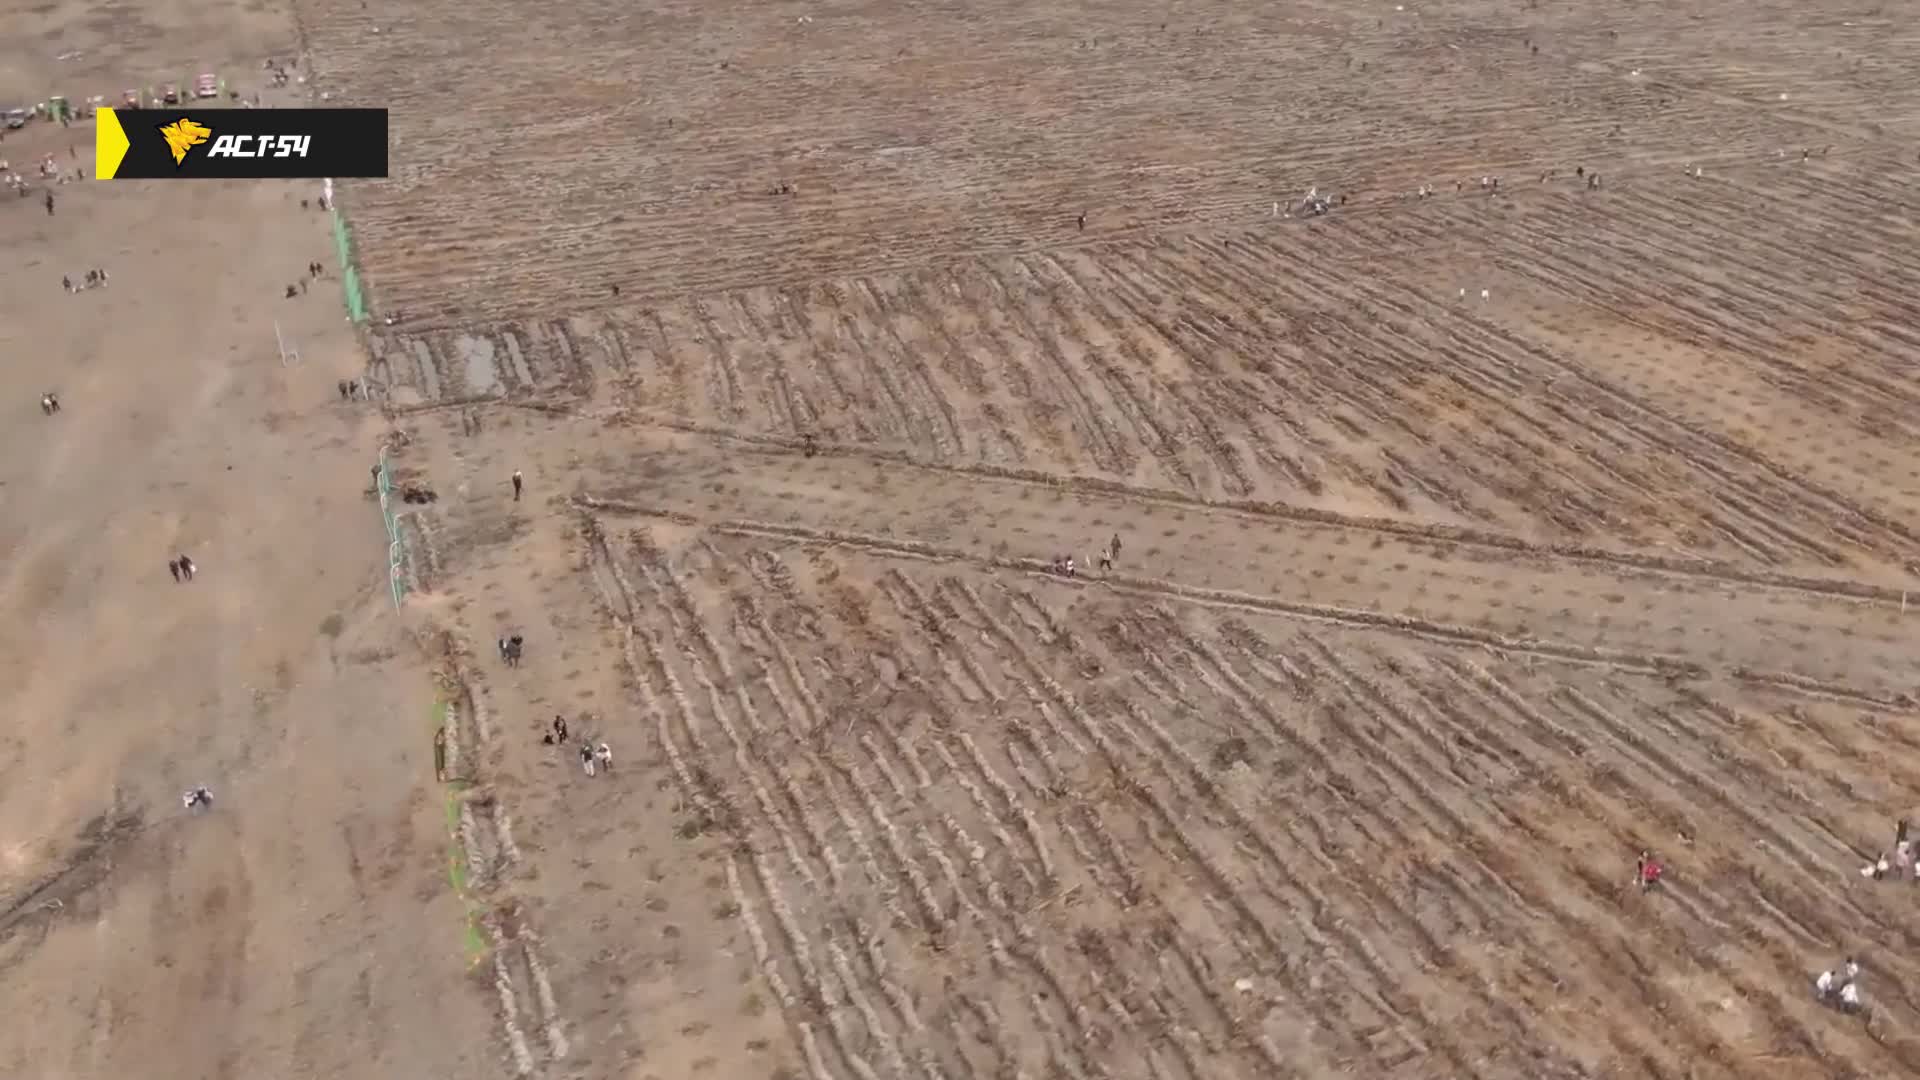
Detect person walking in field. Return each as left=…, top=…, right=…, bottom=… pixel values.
left=553, top=714, right=568, bottom=743
left=433, top=725, right=449, bottom=782
left=169, top=558, right=182, bottom=583
left=512, top=470, right=523, bottom=502
left=177, top=554, right=196, bottom=582
left=594, top=742, right=613, bottom=775
left=580, top=741, right=596, bottom=777
left=182, top=786, right=213, bottom=811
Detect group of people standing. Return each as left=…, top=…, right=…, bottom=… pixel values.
left=540, top=713, right=612, bottom=777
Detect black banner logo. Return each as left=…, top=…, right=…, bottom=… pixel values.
left=97, top=108, right=388, bottom=179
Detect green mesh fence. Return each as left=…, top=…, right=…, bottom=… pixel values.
left=377, top=447, right=406, bottom=609
left=331, top=205, right=368, bottom=324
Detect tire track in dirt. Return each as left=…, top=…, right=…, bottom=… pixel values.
left=621, top=418, right=1916, bottom=604
left=575, top=489, right=1915, bottom=708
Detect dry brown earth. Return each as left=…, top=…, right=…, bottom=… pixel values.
left=4, top=0, right=1918, bottom=1078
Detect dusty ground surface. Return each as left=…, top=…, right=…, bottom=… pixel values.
left=319, top=0, right=1919, bottom=1074
left=7, top=0, right=1920, bottom=1079
left=0, top=5, right=498, bottom=1079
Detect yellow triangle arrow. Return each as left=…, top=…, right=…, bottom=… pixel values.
left=95, top=107, right=129, bottom=179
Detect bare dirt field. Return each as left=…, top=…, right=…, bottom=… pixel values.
left=7, top=0, right=1920, bottom=1078
left=0, top=4, right=498, bottom=1079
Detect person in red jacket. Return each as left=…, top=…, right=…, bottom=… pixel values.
left=1635, top=850, right=1664, bottom=891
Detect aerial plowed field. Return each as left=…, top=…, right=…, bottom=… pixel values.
left=295, top=0, right=1892, bottom=324
left=401, top=485, right=1920, bottom=1078
left=371, top=205, right=1920, bottom=577
left=286, top=0, right=1920, bottom=1075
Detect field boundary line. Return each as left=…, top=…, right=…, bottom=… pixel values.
left=325, top=178, right=369, bottom=324
left=374, top=445, right=407, bottom=609
left=605, top=416, right=1915, bottom=606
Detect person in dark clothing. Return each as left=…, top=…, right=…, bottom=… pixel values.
left=512, top=470, right=523, bottom=501
left=553, top=714, right=568, bottom=743
left=169, top=558, right=181, bottom=583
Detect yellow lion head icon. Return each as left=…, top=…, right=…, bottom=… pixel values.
left=158, top=118, right=212, bottom=166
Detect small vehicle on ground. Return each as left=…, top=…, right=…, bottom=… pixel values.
left=195, top=72, right=218, bottom=98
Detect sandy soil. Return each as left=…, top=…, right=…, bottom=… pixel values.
left=0, top=6, right=496, bottom=1079
left=6, top=1, right=1919, bottom=1079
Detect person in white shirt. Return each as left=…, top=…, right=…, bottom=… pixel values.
left=1839, top=982, right=1861, bottom=1013
left=1815, top=970, right=1835, bottom=1000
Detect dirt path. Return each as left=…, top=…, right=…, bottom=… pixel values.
left=405, top=416, right=1912, bottom=701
